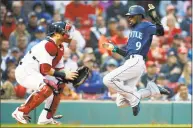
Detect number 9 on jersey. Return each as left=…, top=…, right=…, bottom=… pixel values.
left=136, top=42, right=142, bottom=50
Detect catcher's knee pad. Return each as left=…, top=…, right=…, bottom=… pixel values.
left=43, top=79, right=58, bottom=91
left=18, top=85, right=53, bottom=114
left=45, top=83, right=65, bottom=119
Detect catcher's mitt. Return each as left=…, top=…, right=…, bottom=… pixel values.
left=70, top=66, right=89, bottom=88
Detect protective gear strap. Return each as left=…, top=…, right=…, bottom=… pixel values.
left=45, top=83, right=65, bottom=119
left=45, top=42, right=58, bottom=56
left=18, top=85, right=53, bottom=115
left=53, top=71, right=66, bottom=80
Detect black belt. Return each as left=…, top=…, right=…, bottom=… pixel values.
left=125, top=54, right=145, bottom=60
left=125, top=55, right=135, bottom=59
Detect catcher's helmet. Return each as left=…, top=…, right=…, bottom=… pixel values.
left=47, top=21, right=72, bottom=36
left=125, top=5, right=145, bottom=17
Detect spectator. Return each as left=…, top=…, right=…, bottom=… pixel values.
left=0, top=67, right=16, bottom=99
left=0, top=4, right=7, bottom=23
left=147, top=35, right=167, bottom=64
left=2, top=56, right=17, bottom=82
left=118, top=17, right=130, bottom=37
left=178, top=61, right=192, bottom=94
left=106, top=17, right=118, bottom=38
left=76, top=55, right=105, bottom=95
left=82, top=47, right=96, bottom=63
left=37, top=18, right=48, bottom=32
left=1, top=12, right=16, bottom=40
left=60, top=85, right=80, bottom=100
left=89, top=15, right=107, bottom=50
left=27, top=12, right=38, bottom=41
left=106, top=1, right=127, bottom=21
left=10, top=47, right=20, bottom=65
left=98, top=18, right=118, bottom=56
left=71, top=26, right=86, bottom=51
left=159, top=1, right=185, bottom=18
left=111, top=25, right=128, bottom=48
left=63, top=47, right=78, bottom=71
left=177, top=46, right=189, bottom=69
left=161, top=4, right=178, bottom=28
left=9, top=18, right=31, bottom=48
left=89, top=1, right=104, bottom=17
left=151, top=73, right=174, bottom=101
left=16, top=35, right=28, bottom=58
left=43, top=1, right=55, bottom=16
left=173, top=84, right=191, bottom=101
left=52, top=12, right=62, bottom=22
left=25, top=26, right=46, bottom=54
left=180, top=5, right=192, bottom=36
left=68, top=39, right=83, bottom=63
left=53, top=1, right=70, bottom=15
left=32, top=2, right=52, bottom=23
left=164, top=14, right=182, bottom=45
left=64, top=1, right=91, bottom=28
left=12, top=1, right=26, bottom=21
left=160, top=50, right=182, bottom=83
left=1, top=39, right=11, bottom=72
left=101, top=58, right=118, bottom=77
left=168, top=34, right=184, bottom=56
left=140, top=61, right=158, bottom=88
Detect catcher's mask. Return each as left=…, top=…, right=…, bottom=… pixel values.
left=48, top=21, right=75, bottom=39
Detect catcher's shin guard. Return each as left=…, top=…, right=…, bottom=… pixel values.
left=18, top=83, right=57, bottom=115
left=45, top=83, right=65, bottom=119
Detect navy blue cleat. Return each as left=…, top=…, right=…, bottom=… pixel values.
left=132, top=102, right=140, bottom=116
left=157, top=85, right=170, bottom=95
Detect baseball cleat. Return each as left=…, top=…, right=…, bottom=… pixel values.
left=38, top=118, right=61, bottom=125
left=12, top=107, right=29, bottom=124
left=132, top=102, right=140, bottom=116
left=53, top=115, right=63, bottom=119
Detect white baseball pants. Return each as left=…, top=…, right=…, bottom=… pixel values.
left=103, top=55, right=147, bottom=107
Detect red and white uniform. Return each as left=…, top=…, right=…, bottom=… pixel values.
left=15, top=37, right=64, bottom=90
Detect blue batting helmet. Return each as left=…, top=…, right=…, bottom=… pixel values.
left=125, top=5, right=146, bottom=17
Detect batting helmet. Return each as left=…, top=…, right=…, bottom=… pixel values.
left=125, top=5, right=146, bottom=17
left=48, top=21, right=73, bottom=37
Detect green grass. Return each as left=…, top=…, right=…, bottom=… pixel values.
left=0, top=124, right=192, bottom=128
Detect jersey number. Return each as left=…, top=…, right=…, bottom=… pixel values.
left=136, top=42, right=142, bottom=50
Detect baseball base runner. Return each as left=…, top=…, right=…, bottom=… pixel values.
left=103, top=4, right=170, bottom=116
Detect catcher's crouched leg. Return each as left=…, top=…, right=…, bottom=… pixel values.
left=18, top=80, right=58, bottom=115
left=38, top=83, right=65, bottom=124
left=47, top=83, right=65, bottom=119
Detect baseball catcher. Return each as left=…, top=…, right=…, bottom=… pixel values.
left=12, top=21, right=89, bottom=124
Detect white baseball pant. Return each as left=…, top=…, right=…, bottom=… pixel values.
left=103, top=55, right=152, bottom=107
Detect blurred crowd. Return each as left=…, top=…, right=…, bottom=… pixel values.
left=0, top=0, right=192, bottom=102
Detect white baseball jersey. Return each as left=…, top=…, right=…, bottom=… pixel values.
left=15, top=38, right=65, bottom=90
